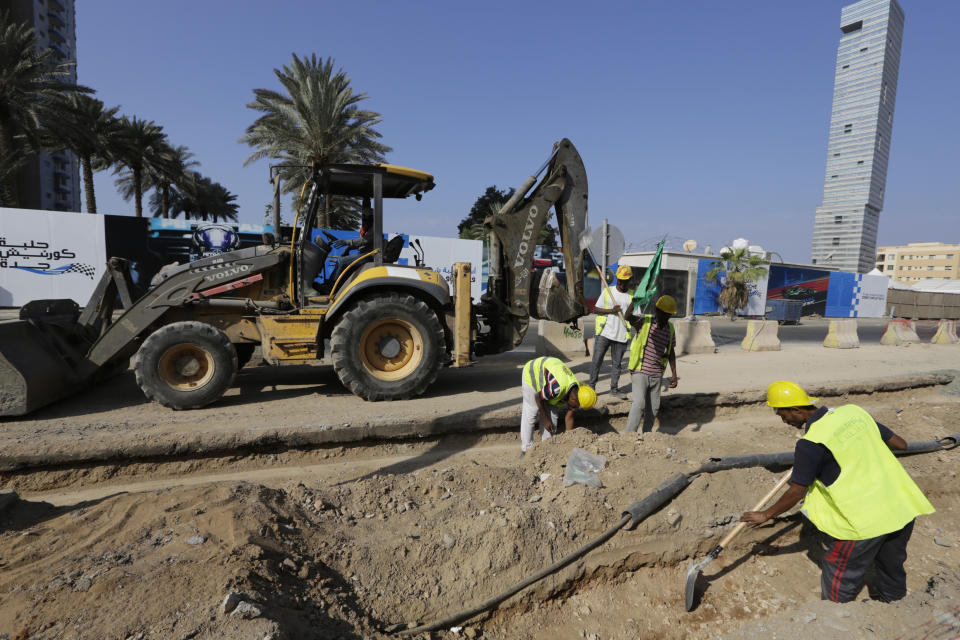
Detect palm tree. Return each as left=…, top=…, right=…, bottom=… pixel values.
left=111, top=116, right=165, bottom=217
left=155, top=144, right=197, bottom=218
left=705, top=247, right=769, bottom=320
left=0, top=11, right=91, bottom=206
left=169, top=171, right=238, bottom=222
left=44, top=94, right=119, bottom=213
left=119, top=141, right=197, bottom=218
left=240, top=54, right=391, bottom=229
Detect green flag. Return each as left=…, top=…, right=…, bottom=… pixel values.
left=632, top=239, right=665, bottom=310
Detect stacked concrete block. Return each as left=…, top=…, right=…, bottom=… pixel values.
left=823, top=319, right=860, bottom=349
left=740, top=320, right=781, bottom=351
left=880, top=318, right=921, bottom=345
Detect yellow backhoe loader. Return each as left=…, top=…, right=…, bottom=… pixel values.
left=0, top=139, right=590, bottom=415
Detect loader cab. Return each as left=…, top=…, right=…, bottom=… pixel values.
left=295, top=164, right=435, bottom=305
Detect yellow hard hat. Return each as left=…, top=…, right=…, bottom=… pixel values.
left=766, top=381, right=819, bottom=408
left=616, top=265, right=632, bottom=280
left=655, top=295, right=677, bottom=315
left=577, top=385, right=597, bottom=410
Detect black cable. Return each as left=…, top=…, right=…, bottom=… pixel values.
left=393, top=433, right=959, bottom=635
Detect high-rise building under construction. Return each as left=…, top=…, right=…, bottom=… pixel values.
left=811, top=0, right=905, bottom=273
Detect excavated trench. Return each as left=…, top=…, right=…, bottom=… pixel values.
left=1, top=386, right=960, bottom=639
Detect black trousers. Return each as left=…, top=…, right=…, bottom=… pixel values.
left=587, top=334, right=628, bottom=391
left=819, top=519, right=915, bottom=603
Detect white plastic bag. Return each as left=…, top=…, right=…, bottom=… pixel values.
left=562, top=448, right=607, bottom=487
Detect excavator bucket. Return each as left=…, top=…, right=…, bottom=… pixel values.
left=476, top=138, right=590, bottom=355
left=0, top=301, right=94, bottom=416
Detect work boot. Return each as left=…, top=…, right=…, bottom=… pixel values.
left=611, top=388, right=628, bottom=400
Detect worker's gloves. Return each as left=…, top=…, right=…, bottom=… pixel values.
left=331, top=239, right=348, bottom=249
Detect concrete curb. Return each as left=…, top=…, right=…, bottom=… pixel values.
left=0, top=370, right=956, bottom=473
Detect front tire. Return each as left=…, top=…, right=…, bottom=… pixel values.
left=330, top=293, right=444, bottom=401
left=133, top=321, right=238, bottom=410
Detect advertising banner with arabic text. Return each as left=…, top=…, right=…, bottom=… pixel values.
left=0, top=208, right=105, bottom=306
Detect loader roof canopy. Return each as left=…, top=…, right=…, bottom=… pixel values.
left=320, top=164, right=435, bottom=199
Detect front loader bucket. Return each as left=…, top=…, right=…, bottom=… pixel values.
left=0, top=318, right=92, bottom=417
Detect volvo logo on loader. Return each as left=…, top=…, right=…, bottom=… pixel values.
left=513, top=206, right=539, bottom=269
left=201, top=264, right=251, bottom=282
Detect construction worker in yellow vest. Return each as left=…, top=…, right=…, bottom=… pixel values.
left=587, top=265, right=634, bottom=400
left=520, top=356, right=597, bottom=456
left=624, top=295, right=678, bottom=434
left=741, top=381, right=935, bottom=603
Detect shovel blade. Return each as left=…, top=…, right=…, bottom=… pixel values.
left=684, top=556, right=712, bottom=611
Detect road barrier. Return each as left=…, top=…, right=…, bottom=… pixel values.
left=672, top=318, right=716, bottom=355
left=740, top=319, right=780, bottom=351
left=931, top=319, right=959, bottom=345
left=880, top=318, right=921, bottom=346
left=536, top=318, right=588, bottom=360
left=823, top=319, right=860, bottom=349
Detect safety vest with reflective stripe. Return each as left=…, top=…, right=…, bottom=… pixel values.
left=522, top=357, right=579, bottom=407
left=628, top=315, right=674, bottom=371
left=594, top=287, right=633, bottom=335
left=802, top=404, right=935, bottom=540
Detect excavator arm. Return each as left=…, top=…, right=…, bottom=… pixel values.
left=473, top=138, right=589, bottom=356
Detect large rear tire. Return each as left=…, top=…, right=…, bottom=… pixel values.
left=330, top=293, right=444, bottom=401
left=134, top=321, right=237, bottom=410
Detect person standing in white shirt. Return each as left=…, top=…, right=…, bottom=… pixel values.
left=587, top=265, right=634, bottom=399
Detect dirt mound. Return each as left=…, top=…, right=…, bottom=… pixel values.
left=0, top=484, right=381, bottom=639
left=1, top=388, right=959, bottom=639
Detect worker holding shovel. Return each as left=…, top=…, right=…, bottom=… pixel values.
left=587, top=265, right=634, bottom=400
left=740, top=381, right=935, bottom=603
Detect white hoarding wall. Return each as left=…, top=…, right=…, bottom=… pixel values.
left=0, top=208, right=106, bottom=307
left=396, top=234, right=484, bottom=301
left=743, top=266, right=770, bottom=316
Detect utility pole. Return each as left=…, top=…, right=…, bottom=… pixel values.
left=270, top=166, right=281, bottom=246
left=601, top=218, right=609, bottom=272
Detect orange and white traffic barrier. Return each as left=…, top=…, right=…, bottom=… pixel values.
left=931, top=319, right=959, bottom=344
left=880, top=318, right=921, bottom=346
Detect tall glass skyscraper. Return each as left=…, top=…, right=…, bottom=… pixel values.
left=812, top=0, right=905, bottom=273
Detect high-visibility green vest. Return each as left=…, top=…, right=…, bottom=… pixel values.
left=523, top=357, right=579, bottom=407
left=628, top=315, right=674, bottom=371
left=594, top=287, right=633, bottom=334
left=802, top=404, right=934, bottom=540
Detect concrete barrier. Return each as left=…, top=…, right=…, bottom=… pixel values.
left=880, top=318, right=921, bottom=346
left=537, top=318, right=588, bottom=360
left=740, top=319, right=780, bottom=351
left=931, top=319, right=959, bottom=345
left=672, top=318, right=716, bottom=355
left=823, top=319, right=860, bottom=349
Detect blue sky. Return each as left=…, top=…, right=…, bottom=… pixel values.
left=77, top=1, right=959, bottom=263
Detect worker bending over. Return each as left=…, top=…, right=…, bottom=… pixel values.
left=520, top=356, right=596, bottom=456
left=741, top=381, right=934, bottom=603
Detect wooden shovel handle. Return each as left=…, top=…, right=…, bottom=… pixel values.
left=717, top=469, right=793, bottom=549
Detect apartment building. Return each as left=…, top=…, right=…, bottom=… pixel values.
left=876, top=242, right=960, bottom=282
left=10, top=0, right=81, bottom=212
